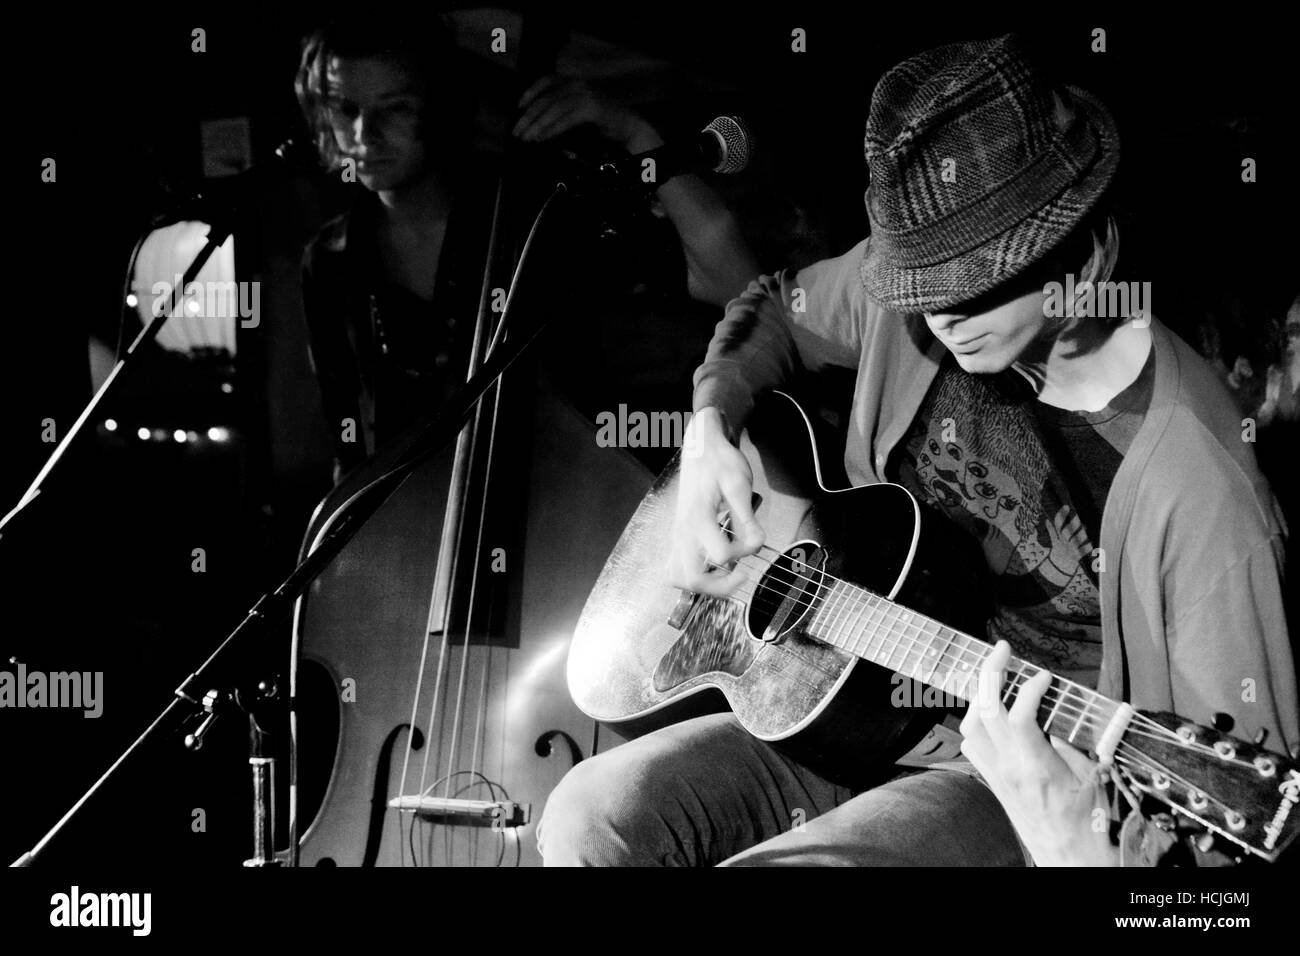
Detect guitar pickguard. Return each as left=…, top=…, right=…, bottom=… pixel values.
left=652, top=596, right=756, bottom=691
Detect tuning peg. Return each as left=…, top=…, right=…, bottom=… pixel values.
left=1212, top=712, right=1234, bottom=733
left=1291, top=742, right=1300, bottom=760
left=1196, top=832, right=1216, bottom=854
left=1254, top=728, right=1268, bottom=746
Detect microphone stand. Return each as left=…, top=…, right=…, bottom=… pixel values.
left=0, top=231, right=226, bottom=539
left=0, top=142, right=305, bottom=541
left=9, top=178, right=617, bottom=868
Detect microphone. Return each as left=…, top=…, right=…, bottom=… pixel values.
left=600, top=116, right=753, bottom=189
left=154, top=138, right=318, bottom=226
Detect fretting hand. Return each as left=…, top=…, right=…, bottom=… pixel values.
left=959, top=640, right=1120, bottom=866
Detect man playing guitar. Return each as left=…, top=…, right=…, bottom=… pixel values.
left=538, top=34, right=1297, bottom=867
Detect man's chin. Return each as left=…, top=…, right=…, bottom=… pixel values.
left=952, top=350, right=1008, bottom=375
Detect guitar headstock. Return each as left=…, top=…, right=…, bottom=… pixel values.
left=1119, top=712, right=1300, bottom=862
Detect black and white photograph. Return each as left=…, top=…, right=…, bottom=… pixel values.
left=4, top=2, right=1298, bottom=939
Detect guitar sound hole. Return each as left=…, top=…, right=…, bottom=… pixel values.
left=748, top=543, right=827, bottom=643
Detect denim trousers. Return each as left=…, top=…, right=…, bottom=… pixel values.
left=536, top=712, right=1031, bottom=866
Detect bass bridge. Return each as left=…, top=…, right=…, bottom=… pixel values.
left=388, top=795, right=531, bottom=829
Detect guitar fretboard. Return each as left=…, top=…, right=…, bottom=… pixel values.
left=807, top=579, right=1119, bottom=755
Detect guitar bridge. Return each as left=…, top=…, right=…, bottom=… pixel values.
left=667, top=590, right=699, bottom=629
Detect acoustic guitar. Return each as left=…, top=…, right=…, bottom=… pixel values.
left=567, top=390, right=1300, bottom=862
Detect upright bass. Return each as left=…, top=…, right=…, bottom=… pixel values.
left=288, top=21, right=650, bottom=866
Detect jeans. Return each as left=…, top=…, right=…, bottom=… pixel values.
left=536, top=712, right=1030, bottom=866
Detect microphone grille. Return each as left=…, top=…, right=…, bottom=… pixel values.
left=704, top=115, right=753, bottom=174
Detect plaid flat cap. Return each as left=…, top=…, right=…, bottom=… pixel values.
left=861, top=34, right=1120, bottom=312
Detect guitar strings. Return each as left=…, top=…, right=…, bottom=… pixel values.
left=793, top=571, right=1254, bottom=768
left=692, top=511, right=1264, bottom=852
left=730, top=563, right=1244, bottom=764
left=1109, top=749, right=1242, bottom=818
left=722, top=545, right=1190, bottom=741
left=1109, top=738, right=1257, bottom=831
left=750, top=565, right=1267, bottom=798
left=695, top=563, right=1250, bottom=818
left=693, top=549, right=1247, bottom=770
left=712, top=556, right=1115, bottom=731
left=663, top=504, right=1264, bottom=834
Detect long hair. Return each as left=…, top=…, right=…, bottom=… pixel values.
left=1045, top=201, right=1125, bottom=325
left=294, top=15, right=472, bottom=171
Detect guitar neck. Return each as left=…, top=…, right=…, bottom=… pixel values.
left=807, top=580, right=1121, bottom=755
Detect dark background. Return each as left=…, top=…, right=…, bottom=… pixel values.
left=5, top=5, right=1297, bottom=870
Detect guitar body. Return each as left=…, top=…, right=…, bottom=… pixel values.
left=569, top=391, right=991, bottom=786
